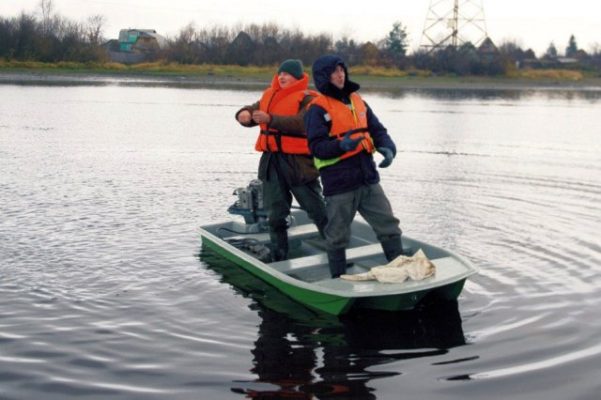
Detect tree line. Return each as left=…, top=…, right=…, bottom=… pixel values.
left=0, top=3, right=106, bottom=63
left=2, top=3, right=601, bottom=75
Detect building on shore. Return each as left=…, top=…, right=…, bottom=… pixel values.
left=104, top=29, right=168, bottom=64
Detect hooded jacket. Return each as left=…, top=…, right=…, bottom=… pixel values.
left=304, top=55, right=397, bottom=196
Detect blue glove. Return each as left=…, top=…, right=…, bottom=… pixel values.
left=339, top=131, right=363, bottom=152
left=377, top=147, right=394, bottom=168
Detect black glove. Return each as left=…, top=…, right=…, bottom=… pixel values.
left=377, top=147, right=394, bottom=168
left=339, top=131, right=363, bottom=152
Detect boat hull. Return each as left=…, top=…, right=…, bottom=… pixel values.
left=202, top=235, right=353, bottom=315
left=199, top=210, right=477, bottom=315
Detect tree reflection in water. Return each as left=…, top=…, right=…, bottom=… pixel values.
left=200, top=247, right=465, bottom=399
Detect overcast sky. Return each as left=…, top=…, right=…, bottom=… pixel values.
left=2, top=0, right=599, bottom=56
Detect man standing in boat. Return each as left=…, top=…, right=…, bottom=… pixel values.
left=305, top=54, right=404, bottom=278
left=235, top=59, right=328, bottom=262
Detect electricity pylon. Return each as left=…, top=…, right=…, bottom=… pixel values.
left=420, top=0, right=488, bottom=52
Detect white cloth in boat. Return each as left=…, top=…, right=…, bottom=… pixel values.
left=340, top=249, right=436, bottom=283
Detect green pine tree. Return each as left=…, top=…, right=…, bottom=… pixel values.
left=384, top=21, right=408, bottom=67
left=566, top=35, right=578, bottom=57
left=545, top=42, right=558, bottom=59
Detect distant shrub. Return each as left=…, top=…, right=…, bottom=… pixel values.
left=508, top=68, right=583, bottom=80
left=349, top=66, right=407, bottom=77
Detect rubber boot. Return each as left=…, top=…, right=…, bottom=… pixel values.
left=381, top=236, right=404, bottom=262
left=327, top=248, right=347, bottom=278
left=269, top=230, right=289, bottom=262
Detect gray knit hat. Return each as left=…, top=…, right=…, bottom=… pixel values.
left=277, top=59, right=304, bottom=79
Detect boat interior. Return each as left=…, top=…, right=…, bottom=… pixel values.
left=202, top=210, right=465, bottom=289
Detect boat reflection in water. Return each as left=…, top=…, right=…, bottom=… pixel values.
left=200, top=247, right=466, bottom=399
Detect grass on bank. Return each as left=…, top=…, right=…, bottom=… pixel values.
left=507, top=68, right=584, bottom=81
left=0, top=60, right=275, bottom=77
left=0, top=59, right=593, bottom=82
left=0, top=59, right=425, bottom=77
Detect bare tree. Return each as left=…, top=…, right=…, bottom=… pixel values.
left=85, top=14, right=106, bottom=45
left=167, top=22, right=200, bottom=63
left=39, top=0, right=54, bottom=35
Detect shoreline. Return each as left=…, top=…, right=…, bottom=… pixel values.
left=1, top=68, right=601, bottom=92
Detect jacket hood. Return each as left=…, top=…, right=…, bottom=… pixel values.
left=311, top=54, right=360, bottom=97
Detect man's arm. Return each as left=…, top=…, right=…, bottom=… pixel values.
left=235, top=101, right=259, bottom=127
left=365, top=103, right=396, bottom=156
left=305, top=105, right=346, bottom=159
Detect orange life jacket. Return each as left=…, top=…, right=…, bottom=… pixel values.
left=255, top=73, right=317, bottom=155
left=310, top=92, right=375, bottom=169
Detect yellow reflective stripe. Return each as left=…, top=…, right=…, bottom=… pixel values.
left=349, top=98, right=358, bottom=124
left=314, top=157, right=340, bottom=170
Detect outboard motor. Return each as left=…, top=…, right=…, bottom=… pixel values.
left=228, top=179, right=269, bottom=232
left=225, top=179, right=271, bottom=261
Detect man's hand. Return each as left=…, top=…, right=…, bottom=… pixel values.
left=377, top=147, right=394, bottom=168
left=252, top=110, right=271, bottom=124
left=237, top=110, right=252, bottom=124
left=339, top=131, right=363, bottom=151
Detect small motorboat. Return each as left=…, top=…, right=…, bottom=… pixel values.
left=199, top=180, right=478, bottom=315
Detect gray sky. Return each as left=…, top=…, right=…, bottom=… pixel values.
left=2, top=0, right=600, bottom=56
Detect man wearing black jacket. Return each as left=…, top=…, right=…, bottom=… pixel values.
left=304, top=54, right=403, bottom=278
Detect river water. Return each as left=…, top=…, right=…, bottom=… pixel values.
left=1, top=79, right=600, bottom=399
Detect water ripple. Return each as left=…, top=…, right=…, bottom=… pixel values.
left=1, top=85, right=600, bottom=399
left=470, top=341, right=601, bottom=380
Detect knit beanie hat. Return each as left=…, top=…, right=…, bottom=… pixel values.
left=277, top=59, right=304, bottom=79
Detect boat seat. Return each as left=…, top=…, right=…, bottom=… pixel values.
left=271, top=243, right=384, bottom=274
left=225, top=223, right=320, bottom=244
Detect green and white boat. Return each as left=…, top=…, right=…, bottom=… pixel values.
left=200, top=181, right=478, bottom=315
